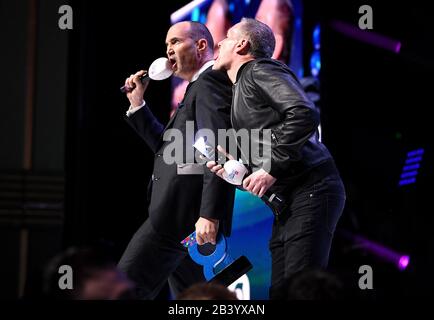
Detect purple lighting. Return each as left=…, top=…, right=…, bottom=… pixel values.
left=330, top=20, right=402, bottom=53
left=341, top=231, right=411, bottom=271
left=398, top=256, right=410, bottom=270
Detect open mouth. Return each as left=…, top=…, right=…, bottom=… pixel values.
left=168, top=57, right=177, bottom=71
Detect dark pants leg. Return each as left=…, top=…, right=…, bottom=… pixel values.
left=269, top=175, right=345, bottom=299
left=168, top=256, right=206, bottom=298
left=118, top=219, right=205, bottom=299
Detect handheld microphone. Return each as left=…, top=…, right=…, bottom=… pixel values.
left=193, top=137, right=286, bottom=217
left=120, top=73, right=149, bottom=93
left=224, top=161, right=286, bottom=217
left=259, top=189, right=285, bottom=217
left=229, top=162, right=285, bottom=217
left=120, top=57, right=173, bottom=93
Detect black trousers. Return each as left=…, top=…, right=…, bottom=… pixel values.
left=117, top=219, right=205, bottom=299
left=268, top=173, right=346, bottom=299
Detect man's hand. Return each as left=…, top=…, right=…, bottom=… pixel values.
left=243, top=168, right=277, bottom=198
left=195, top=217, right=219, bottom=245
left=124, top=70, right=150, bottom=107
left=206, top=145, right=234, bottom=179
left=206, top=161, right=225, bottom=179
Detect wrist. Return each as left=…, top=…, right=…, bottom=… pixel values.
left=131, top=99, right=145, bottom=108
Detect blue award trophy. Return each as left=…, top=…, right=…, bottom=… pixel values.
left=181, top=231, right=252, bottom=287
left=181, top=137, right=253, bottom=286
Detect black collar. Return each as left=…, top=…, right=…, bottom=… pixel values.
left=235, top=60, right=255, bottom=83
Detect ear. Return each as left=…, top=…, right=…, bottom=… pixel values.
left=235, top=38, right=250, bottom=55
left=272, top=34, right=284, bottom=61
left=196, top=38, right=208, bottom=54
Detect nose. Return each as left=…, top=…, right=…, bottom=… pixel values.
left=166, top=45, right=174, bottom=57
left=217, top=40, right=223, bottom=48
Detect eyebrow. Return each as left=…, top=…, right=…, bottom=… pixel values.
left=165, top=37, right=181, bottom=46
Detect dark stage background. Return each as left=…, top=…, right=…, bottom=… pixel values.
left=0, top=0, right=432, bottom=299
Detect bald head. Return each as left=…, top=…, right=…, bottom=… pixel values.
left=168, top=21, right=214, bottom=56
left=165, top=21, right=214, bottom=81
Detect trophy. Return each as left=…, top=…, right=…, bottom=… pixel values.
left=181, top=231, right=252, bottom=287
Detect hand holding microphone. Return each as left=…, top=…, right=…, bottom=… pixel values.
left=121, top=57, right=173, bottom=106
left=203, top=145, right=235, bottom=180
left=124, top=70, right=150, bottom=107
left=242, top=168, right=277, bottom=198
left=199, top=142, right=286, bottom=217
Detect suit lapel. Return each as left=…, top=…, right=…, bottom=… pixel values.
left=163, top=108, right=179, bottom=131
left=163, top=81, right=195, bottom=131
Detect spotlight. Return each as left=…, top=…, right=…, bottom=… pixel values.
left=341, top=230, right=410, bottom=271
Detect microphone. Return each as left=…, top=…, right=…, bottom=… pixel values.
left=225, top=160, right=285, bottom=217
left=193, top=137, right=286, bottom=217
left=120, top=57, right=173, bottom=93
left=258, top=189, right=285, bottom=217
left=120, top=72, right=149, bottom=93
left=226, top=162, right=286, bottom=217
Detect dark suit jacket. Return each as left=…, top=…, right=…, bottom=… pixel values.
left=125, top=67, right=235, bottom=241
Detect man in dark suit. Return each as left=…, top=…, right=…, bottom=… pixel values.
left=118, top=21, right=235, bottom=299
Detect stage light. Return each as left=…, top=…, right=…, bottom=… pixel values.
left=400, top=171, right=418, bottom=179
left=310, top=50, right=321, bottom=77
left=407, top=148, right=424, bottom=157
left=229, top=2, right=235, bottom=13
left=402, top=164, right=420, bottom=171
left=191, top=7, right=200, bottom=21
left=399, top=148, right=424, bottom=186
left=310, top=24, right=321, bottom=77
left=313, top=24, right=320, bottom=50
left=341, top=231, right=410, bottom=271
left=170, top=0, right=209, bottom=24
left=398, top=255, right=410, bottom=270
left=405, top=156, right=422, bottom=164
left=330, top=20, right=402, bottom=54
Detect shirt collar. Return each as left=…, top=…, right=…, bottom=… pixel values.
left=191, top=60, right=214, bottom=82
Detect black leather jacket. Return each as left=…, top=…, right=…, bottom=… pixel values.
left=231, top=58, right=335, bottom=192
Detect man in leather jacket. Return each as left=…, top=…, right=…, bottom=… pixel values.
left=207, top=18, right=346, bottom=299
